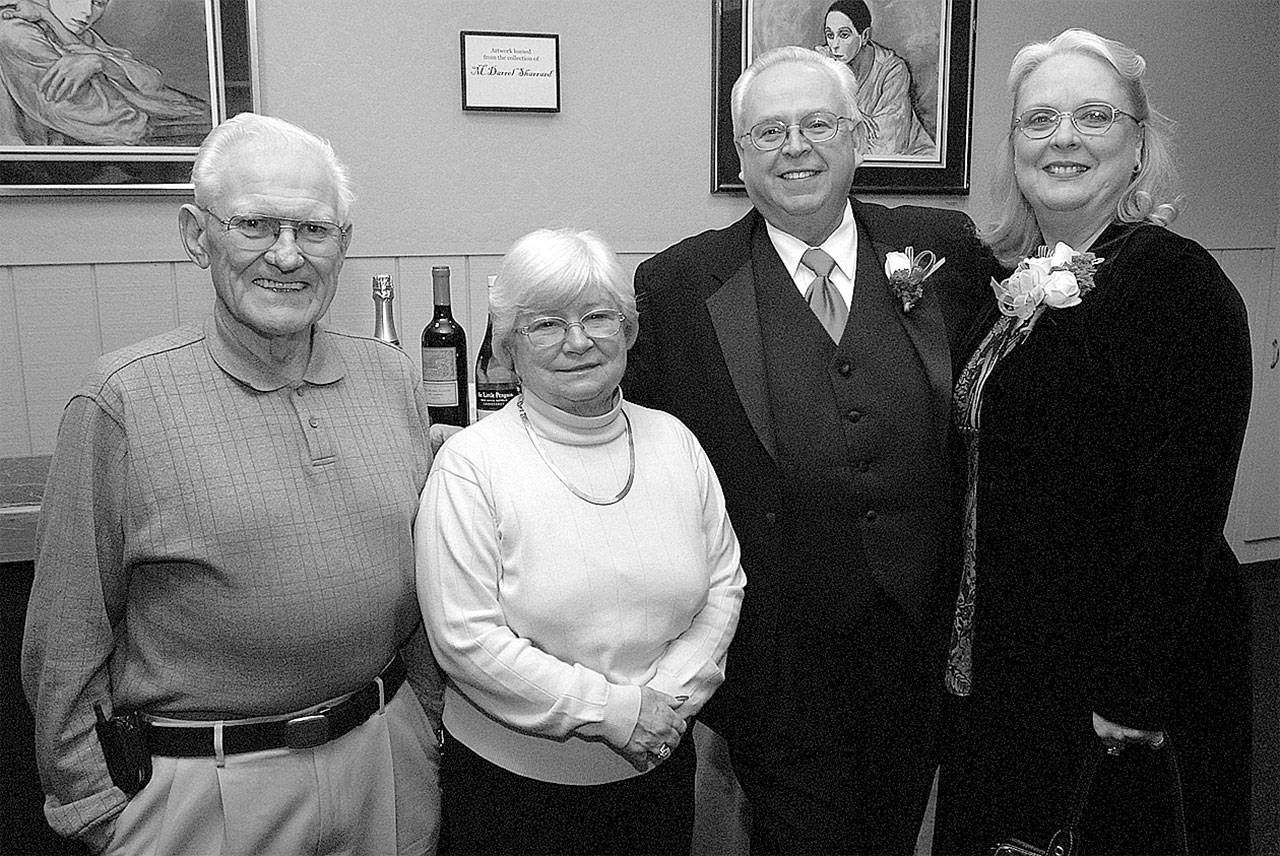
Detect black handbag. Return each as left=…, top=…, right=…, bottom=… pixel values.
left=991, top=736, right=1189, bottom=856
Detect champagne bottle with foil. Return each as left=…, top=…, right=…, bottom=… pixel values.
left=371, top=274, right=400, bottom=346
left=421, top=266, right=469, bottom=427
left=475, top=275, right=519, bottom=419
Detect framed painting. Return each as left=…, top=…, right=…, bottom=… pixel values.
left=0, top=0, right=257, bottom=196
left=713, top=0, right=976, bottom=194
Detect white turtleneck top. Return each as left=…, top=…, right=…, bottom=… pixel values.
left=415, top=388, right=744, bottom=785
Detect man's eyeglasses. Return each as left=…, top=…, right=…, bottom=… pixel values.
left=739, top=111, right=854, bottom=152
left=515, top=310, right=625, bottom=349
left=201, top=208, right=351, bottom=255
left=1011, top=102, right=1140, bottom=140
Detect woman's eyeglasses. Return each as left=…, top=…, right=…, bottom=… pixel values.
left=515, top=310, right=625, bottom=349
left=1011, top=102, right=1140, bottom=140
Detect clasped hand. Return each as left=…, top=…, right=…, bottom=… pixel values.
left=40, top=52, right=106, bottom=101
left=614, top=687, right=686, bottom=773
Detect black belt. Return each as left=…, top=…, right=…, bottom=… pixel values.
left=144, top=656, right=406, bottom=757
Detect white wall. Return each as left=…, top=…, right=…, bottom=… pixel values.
left=4, top=2, right=1275, bottom=262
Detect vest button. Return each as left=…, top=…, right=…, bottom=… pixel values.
left=846, top=410, right=863, bottom=423
left=765, top=512, right=777, bottom=525
left=864, top=509, right=877, bottom=523
left=837, top=361, right=853, bottom=377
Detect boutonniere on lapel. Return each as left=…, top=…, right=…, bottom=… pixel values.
left=991, top=242, right=1103, bottom=322
left=884, top=247, right=945, bottom=313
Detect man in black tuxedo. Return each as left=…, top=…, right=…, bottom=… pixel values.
left=624, top=46, right=993, bottom=853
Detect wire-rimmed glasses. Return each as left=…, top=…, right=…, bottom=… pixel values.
left=1011, top=102, right=1140, bottom=140
left=515, top=309, right=625, bottom=349
left=738, top=111, right=856, bottom=152
left=200, top=208, right=351, bottom=256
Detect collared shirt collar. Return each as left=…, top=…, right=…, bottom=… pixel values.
left=764, top=201, right=857, bottom=283
left=763, top=202, right=858, bottom=309
left=205, top=309, right=345, bottom=392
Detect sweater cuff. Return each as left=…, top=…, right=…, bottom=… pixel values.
left=81, top=813, right=118, bottom=855
left=582, top=683, right=642, bottom=749
left=45, top=786, right=127, bottom=853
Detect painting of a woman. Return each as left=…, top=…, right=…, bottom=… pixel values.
left=820, top=0, right=935, bottom=157
left=0, top=0, right=209, bottom=146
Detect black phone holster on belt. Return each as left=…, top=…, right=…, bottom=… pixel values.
left=94, top=703, right=152, bottom=796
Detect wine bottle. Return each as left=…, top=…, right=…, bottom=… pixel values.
left=475, top=275, right=519, bottom=419
left=421, top=266, right=469, bottom=427
left=371, top=274, right=400, bottom=346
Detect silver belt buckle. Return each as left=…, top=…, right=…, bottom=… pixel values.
left=285, top=713, right=330, bottom=749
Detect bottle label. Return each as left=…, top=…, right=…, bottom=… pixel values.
left=422, top=347, right=460, bottom=406
left=476, top=385, right=518, bottom=416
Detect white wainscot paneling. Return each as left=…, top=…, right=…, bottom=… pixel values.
left=1215, top=247, right=1280, bottom=562
left=0, top=267, right=32, bottom=457
left=15, top=265, right=103, bottom=455
left=175, top=260, right=213, bottom=326
left=94, top=262, right=181, bottom=353
left=1242, top=298, right=1280, bottom=554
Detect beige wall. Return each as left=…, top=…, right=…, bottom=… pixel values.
left=2, top=0, right=1278, bottom=554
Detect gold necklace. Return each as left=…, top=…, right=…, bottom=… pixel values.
left=517, top=396, right=635, bottom=506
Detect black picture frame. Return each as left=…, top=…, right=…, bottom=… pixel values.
left=0, top=0, right=257, bottom=196
left=713, top=0, right=976, bottom=195
left=460, top=31, right=561, bottom=113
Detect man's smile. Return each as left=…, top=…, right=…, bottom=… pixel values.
left=779, top=169, right=823, bottom=180
left=254, top=278, right=307, bottom=293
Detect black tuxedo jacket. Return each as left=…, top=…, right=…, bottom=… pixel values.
left=624, top=197, right=994, bottom=761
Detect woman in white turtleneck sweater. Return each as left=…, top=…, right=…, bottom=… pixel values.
left=415, top=228, right=745, bottom=856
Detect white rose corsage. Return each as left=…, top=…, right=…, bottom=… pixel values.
left=884, top=246, right=946, bottom=312
left=992, top=242, right=1103, bottom=322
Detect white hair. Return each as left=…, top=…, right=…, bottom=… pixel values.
left=730, top=45, right=863, bottom=137
left=490, top=228, right=637, bottom=370
left=191, top=113, right=355, bottom=221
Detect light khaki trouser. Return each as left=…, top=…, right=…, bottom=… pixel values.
left=100, top=682, right=440, bottom=856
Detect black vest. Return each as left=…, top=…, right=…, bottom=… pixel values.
left=753, top=224, right=950, bottom=629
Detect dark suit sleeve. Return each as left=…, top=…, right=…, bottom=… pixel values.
left=1086, top=236, right=1252, bottom=728
left=933, top=209, right=999, bottom=340
left=892, top=205, right=999, bottom=363
left=624, top=259, right=668, bottom=411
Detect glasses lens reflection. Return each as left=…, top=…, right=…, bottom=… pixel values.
left=523, top=311, right=623, bottom=348
left=224, top=215, right=346, bottom=254
left=747, top=111, right=843, bottom=151
left=1016, top=103, right=1119, bottom=139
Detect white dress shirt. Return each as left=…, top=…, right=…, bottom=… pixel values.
left=764, top=201, right=858, bottom=309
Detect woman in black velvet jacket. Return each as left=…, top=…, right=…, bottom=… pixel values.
left=933, top=28, right=1253, bottom=856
